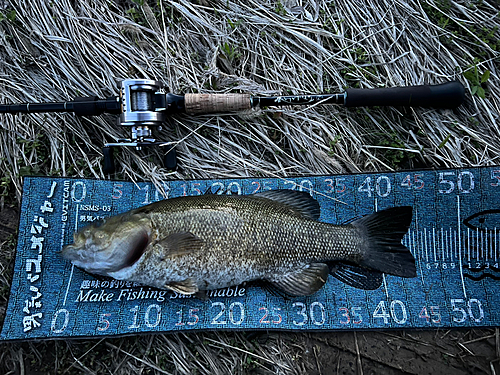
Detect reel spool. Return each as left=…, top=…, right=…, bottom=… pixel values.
left=120, top=79, right=165, bottom=131
left=103, top=79, right=176, bottom=174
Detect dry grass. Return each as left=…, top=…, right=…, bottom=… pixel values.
left=0, top=0, right=499, bottom=373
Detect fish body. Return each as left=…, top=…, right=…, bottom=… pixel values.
left=62, top=190, right=416, bottom=296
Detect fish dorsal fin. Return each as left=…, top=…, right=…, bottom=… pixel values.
left=165, top=278, right=199, bottom=295
left=157, top=232, right=204, bottom=257
left=270, top=263, right=329, bottom=296
left=329, top=262, right=383, bottom=290
left=254, top=190, right=320, bottom=220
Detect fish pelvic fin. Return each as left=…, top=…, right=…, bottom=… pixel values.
left=157, top=232, right=204, bottom=257
left=165, top=278, right=199, bottom=295
left=353, top=206, right=416, bottom=278
left=270, top=263, right=329, bottom=296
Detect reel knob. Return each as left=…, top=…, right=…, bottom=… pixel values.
left=163, top=145, right=177, bottom=170
left=103, top=146, right=115, bottom=175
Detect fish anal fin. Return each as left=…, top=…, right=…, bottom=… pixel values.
left=254, top=190, right=320, bottom=220
left=329, top=262, right=383, bottom=290
left=157, top=232, right=204, bottom=257
left=270, top=263, right=329, bottom=296
left=165, top=278, right=199, bottom=295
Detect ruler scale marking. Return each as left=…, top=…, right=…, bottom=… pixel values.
left=443, top=230, right=446, bottom=262
left=490, top=228, right=493, bottom=261
left=477, top=228, right=480, bottom=262
left=467, top=228, right=471, bottom=263
left=462, top=230, right=465, bottom=265
left=433, top=228, right=437, bottom=263
left=483, top=229, right=486, bottom=261
left=422, top=228, right=429, bottom=262
left=457, top=196, right=467, bottom=299
left=411, top=229, right=417, bottom=261
left=449, top=229, right=452, bottom=262
left=63, top=204, right=79, bottom=306
left=454, top=229, right=458, bottom=262
left=2, top=167, right=500, bottom=340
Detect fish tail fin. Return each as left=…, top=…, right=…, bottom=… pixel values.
left=353, top=206, right=416, bottom=278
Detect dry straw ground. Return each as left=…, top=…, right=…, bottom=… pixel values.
left=0, top=0, right=499, bottom=374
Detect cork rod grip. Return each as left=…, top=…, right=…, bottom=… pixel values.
left=184, top=93, right=252, bottom=114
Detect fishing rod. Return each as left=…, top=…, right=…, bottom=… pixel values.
left=0, top=79, right=465, bottom=173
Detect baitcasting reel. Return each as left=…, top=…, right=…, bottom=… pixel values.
left=105, top=79, right=178, bottom=173
left=105, top=78, right=260, bottom=173
left=0, top=78, right=466, bottom=174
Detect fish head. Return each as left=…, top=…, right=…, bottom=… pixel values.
left=61, top=212, right=152, bottom=276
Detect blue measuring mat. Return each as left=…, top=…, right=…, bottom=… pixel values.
left=1, top=167, right=500, bottom=340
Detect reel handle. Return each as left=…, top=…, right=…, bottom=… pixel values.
left=163, top=145, right=177, bottom=170
left=103, top=147, right=115, bottom=175
left=345, top=81, right=465, bottom=109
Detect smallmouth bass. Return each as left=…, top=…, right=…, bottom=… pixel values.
left=61, top=190, right=416, bottom=296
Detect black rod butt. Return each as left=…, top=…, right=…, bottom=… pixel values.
left=345, top=81, right=465, bottom=109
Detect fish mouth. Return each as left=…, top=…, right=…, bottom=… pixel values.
left=59, top=244, right=80, bottom=261
left=59, top=228, right=150, bottom=272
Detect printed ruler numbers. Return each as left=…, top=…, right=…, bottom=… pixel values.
left=1, top=166, right=499, bottom=340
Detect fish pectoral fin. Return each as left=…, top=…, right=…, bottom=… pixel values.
left=165, top=278, right=199, bottom=295
left=270, top=263, right=329, bottom=296
left=158, top=232, right=204, bottom=257
left=329, top=262, right=383, bottom=290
